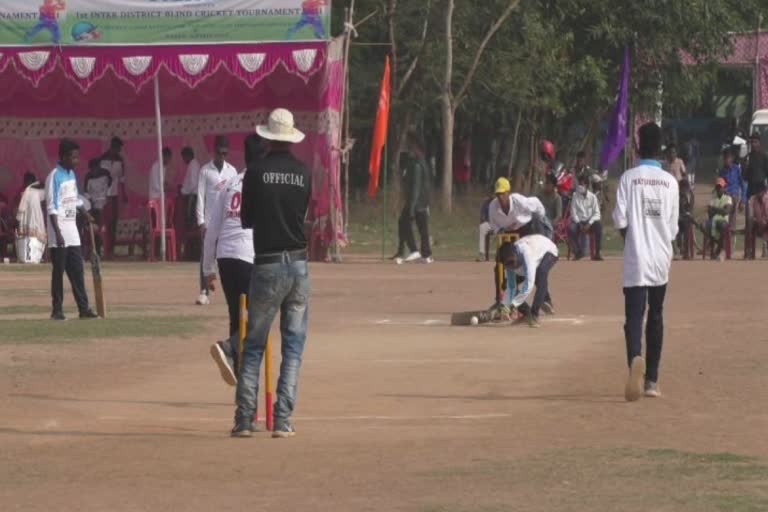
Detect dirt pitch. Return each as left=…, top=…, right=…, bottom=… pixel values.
left=1, top=258, right=768, bottom=512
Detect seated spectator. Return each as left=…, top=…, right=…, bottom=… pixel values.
left=748, top=183, right=768, bottom=258
left=567, top=175, right=603, bottom=261
left=705, top=178, right=733, bottom=259
left=477, top=192, right=494, bottom=261
left=537, top=173, right=563, bottom=233
left=675, top=179, right=695, bottom=259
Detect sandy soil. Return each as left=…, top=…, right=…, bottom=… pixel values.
left=1, top=258, right=767, bottom=511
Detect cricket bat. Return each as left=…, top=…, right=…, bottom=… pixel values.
left=88, top=223, right=107, bottom=318
left=450, top=309, right=494, bottom=326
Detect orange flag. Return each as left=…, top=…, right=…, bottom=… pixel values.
left=368, top=56, right=391, bottom=199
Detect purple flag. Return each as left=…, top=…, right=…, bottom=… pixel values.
left=600, top=47, right=630, bottom=169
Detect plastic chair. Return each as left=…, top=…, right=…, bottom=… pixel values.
left=147, top=199, right=177, bottom=262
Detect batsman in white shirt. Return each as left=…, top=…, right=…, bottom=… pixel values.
left=205, top=134, right=264, bottom=386
left=613, top=122, right=679, bottom=402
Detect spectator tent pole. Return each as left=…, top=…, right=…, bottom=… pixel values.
left=154, top=74, right=166, bottom=262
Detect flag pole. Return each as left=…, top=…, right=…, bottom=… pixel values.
left=381, top=141, right=389, bottom=259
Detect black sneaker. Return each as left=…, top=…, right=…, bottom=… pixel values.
left=591, top=254, right=604, bottom=261
left=51, top=311, right=66, bottom=321
left=272, top=420, right=296, bottom=438
left=79, top=310, right=99, bottom=319
left=231, top=423, right=253, bottom=438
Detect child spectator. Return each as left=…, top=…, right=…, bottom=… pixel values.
left=706, top=178, right=733, bottom=259
left=675, top=179, right=695, bottom=259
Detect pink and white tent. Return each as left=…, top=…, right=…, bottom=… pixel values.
left=0, top=38, right=345, bottom=261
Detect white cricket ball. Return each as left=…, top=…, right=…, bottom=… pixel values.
left=470, top=316, right=479, bottom=326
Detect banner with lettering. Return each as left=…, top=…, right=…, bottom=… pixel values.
left=0, top=0, right=331, bottom=46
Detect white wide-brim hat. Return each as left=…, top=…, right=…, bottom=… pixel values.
left=256, top=108, right=305, bottom=143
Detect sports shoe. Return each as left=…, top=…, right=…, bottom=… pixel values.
left=591, top=254, right=604, bottom=261
left=230, top=423, right=253, bottom=438
left=527, top=315, right=541, bottom=328
left=50, top=311, right=66, bottom=321
left=625, top=356, right=646, bottom=402
left=404, top=251, right=422, bottom=263
left=79, top=309, right=99, bottom=319
left=541, top=301, right=555, bottom=315
left=476, top=252, right=486, bottom=262
left=196, top=292, right=210, bottom=305
left=644, top=380, right=662, bottom=398
left=394, top=257, right=405, bottom=265
left=210, top=342, right=237, bottom=386
left=421, top=256, right=435, bottom=264
left=272, top=420, right=296, bottom=438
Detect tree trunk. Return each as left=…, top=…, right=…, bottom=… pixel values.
left=440, top=0, right=455, bottom=213
left=441, top=99, right=454, bottom=213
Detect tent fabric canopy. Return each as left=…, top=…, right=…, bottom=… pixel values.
left=0, top=38, right=345, bottom=259
left=0, top=42, right=326, bottom=92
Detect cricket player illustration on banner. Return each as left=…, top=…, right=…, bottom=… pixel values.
left=287, top=0, right=328, bottom=40
left=24, top=0, right=66, bottom=44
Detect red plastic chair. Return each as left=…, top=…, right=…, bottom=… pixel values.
left=147, top=199, right=177, bottom=262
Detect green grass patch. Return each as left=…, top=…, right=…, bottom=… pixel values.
left=0, top=315, right=208, bottom=344
left=423, top=448, right=768, bottom=512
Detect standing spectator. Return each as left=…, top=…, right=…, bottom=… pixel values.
left=453, top=138, right=471, bottom=196
left=196, top=136, right=237, bottom=305
left=15, top=172, right=47, bottom=264
left=180, top=147, right=201, bottom=228
left=477, top=192, right=494, bottom=262
left=613, top=123, right=679, bottom=402
left=705, top=178, right=733, bottom=259
left=99, top=137, right=127, bottom=259
left=743, top=133, right=768, bottom=247
left=574, top=151, right=595, bottom=182
left=717, top=148, right=746, bottom=251
left=149, top=148, right=172, bottom=200
left=748, top=184, right=768, bottom=258
left=675, top=179, right=695, bottom=260
left=537, top=173, right=563, bottom=231
left=683, top=138, right=700, bottom=188
left=45, top=139, right=99, bottom=321
left=663, top=144, right=687, bottom=182
left=567, top=175, right=603, bottom=261
left=395, top=133, right=433, bottom=264
left=83, top=159, right=112, bottom=256
left=236, top=108, right=312, bottom=438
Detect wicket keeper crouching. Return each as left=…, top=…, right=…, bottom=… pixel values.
left=498, top=234, right=558, bottom=328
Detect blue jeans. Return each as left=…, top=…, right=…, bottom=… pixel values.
left=287, top=14, right=326, bottom=39
left=25, top=17, right=61, bottom=44
left=234, top=256, right=310, bottom=427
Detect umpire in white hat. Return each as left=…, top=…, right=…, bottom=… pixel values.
left=232, top=108, right=312, bottom=438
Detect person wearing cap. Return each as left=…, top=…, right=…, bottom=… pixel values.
left=612, top=122, right=679, bottom=402
left=488, top=177, right=551, bottom=238
left=498, top=234, right=558, bottom=328
left=196, top=135, right=237, bottom=306
left=99, top=136, right=127, bottom=259
left=234, top=108, right=312, bottom=439
left=705, top=178, right=733, bottom=259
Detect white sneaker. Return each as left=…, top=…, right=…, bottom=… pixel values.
left=644, top=380, right=662, bottom=398
left=395, top=257, right=405, bottom=265
left=404, top=251, right=422, bottom=263
left=196, top=292, right=210, bottom=305
left=625, top=356, right=645, bottom=402
left=421, top=257, right=434, bottom=264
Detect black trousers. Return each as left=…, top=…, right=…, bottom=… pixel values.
left=217, top=258, right=254, bottom=338
left=398, top=208, right=432, bottom=258
left=517, top=253, right=557, bottom=317
left=50, top=246, right=90, bottom=314
left=624, top=285, right=667, bottom=383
